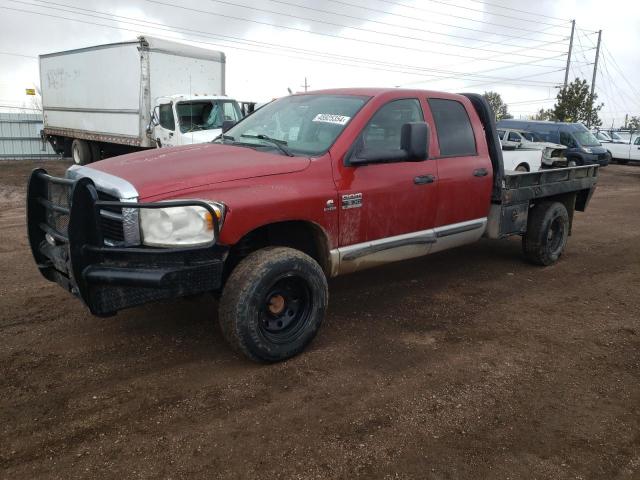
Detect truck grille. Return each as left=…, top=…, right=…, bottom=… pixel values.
left=47, top=182, right=71, bottom=236
left=97, top=191, right=125, bottom=245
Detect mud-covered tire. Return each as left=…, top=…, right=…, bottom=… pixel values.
left=219, top=247, right=328, bottom=363
left=523, top=201, right=569, bottom=266
left=71, top=139, right=91, bottom=165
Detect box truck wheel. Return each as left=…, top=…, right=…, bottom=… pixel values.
left=218, top=247, right=328, bottom=363
left=71, top=139, right=92, bottom=165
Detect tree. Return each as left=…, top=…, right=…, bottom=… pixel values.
left=482, top=91, right=511, bottom=121
left=628, top=116, right=640, bottom=132
left=532, top=108, right=555, bottom=121
left=552, top=78, right=603, bottom=127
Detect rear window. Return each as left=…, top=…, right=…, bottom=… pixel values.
left=428, top=98, right=477, bottom=157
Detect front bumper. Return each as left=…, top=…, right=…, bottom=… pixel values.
left=27, top=169, right=228, bottom=316
left=583, top=152, right=611, bottom=166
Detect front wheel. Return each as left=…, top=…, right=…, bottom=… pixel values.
left=523, top=201, right=569, bottom=266
left=219, top=247, right=328, bottom=362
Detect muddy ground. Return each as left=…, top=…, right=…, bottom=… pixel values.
left=1, top=160, right=639, bottom=479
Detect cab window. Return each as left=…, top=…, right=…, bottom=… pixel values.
left=497, top=129, right=505, bottom=139
left=428, top=98, right=477, bottom=157
left=508, top=132, right=521, bottom=142
left=559, top=131, right=577, bottom=148
left=159, top=103, right=175, bottom=131
left=361, top=99, right=423, bottom=151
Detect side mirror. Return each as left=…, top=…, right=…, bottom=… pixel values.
left=222, top=120, right=236, bottom=133
left=147, top=106, right=160, bottom=133
left=350, top=122, right=429, bottom=165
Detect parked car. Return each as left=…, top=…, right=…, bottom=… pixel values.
left=27, top=90, right=599, bottom=362
left=502, top=148, right=543, bottom=172
left=498, top=120, right=610, bottom=166
left=593, top=130, right=613, bottom=142
left=40, top=36, right=242, bottom=165
left=593, top=129, right=629, bottom=143
left=605, top=135, right=640, bottom=164
left=497, top=128, right=567, bottom=170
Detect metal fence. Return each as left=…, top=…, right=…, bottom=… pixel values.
left=0, top=112, right=57, bottom=159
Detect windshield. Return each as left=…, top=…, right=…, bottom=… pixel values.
left=218, top=94, right=369, bottom=156
left=520, top=131, right=543, bottom=142
left=573, top=130, right=601, bottom=147
left=595, top=131, right=611, bottom=141
left=612, top=132, right=629, bottom=142
left=176, top=100, right=241, bottom=133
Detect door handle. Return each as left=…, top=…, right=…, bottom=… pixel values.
left=414, top=174, right=436, bottom=185
left=473, top=168, right=488, bottom=177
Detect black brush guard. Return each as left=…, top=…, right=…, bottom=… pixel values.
left=27, top=169, right=228, bottom=316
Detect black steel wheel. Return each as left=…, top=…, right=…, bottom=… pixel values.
left=219, top=247, right=328, bottom=362
left=523, top=201, right=570, bottom=266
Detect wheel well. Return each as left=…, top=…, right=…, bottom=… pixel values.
left=531, top=192, right=577, bottom=233
left=227, top=221, right=332, bottom=276
left=516, top=162, right=530, bottom=171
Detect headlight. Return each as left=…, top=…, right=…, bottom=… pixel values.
left=581, top=147, right=593, bottom=154
left=140, top=201, right=224, bottom=247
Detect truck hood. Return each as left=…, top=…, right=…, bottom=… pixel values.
left=83, top=143, right=310, bottom=199
left=180, top=128, right=222, bottom=145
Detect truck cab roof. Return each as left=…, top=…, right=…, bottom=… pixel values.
left=159, top=94, right=232, bottom=102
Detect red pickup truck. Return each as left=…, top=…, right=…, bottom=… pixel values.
left=27, top=89, right=598, bottom=362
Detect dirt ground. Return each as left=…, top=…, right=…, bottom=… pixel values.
left=1, top=160, right=639, bottom=479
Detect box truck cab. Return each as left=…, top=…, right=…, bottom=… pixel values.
left=497, top=120, right=610, bottom=166
left=151, top=94, right=242, bottom=148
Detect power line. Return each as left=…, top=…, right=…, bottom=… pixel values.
left=14, top=0, right=566, bottom=79
left=262, top=0, right=569, bottom=45
left=144, top=0, right=567, bottom=62
left=0, top=51, right=37, bottom=59
left=324, top=0, right=568, bottom=40
left=198, top=0, right=568, bottom=53
left=451, top=0, right=570, bottom=22
left=374, top=0, right=569, bottom=28
left=0, top=4, right=564, bottom=88
left=454, top=68, right=565, bottom=90
left=601, top=44, right=640, bottom=99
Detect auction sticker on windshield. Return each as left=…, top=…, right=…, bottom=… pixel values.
left=313, top=114, right=350, bottom=125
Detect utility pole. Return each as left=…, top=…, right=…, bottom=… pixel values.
left=563, top=19, right=576, bottom=88
left=301, top=77, right=310, bottom=92
left=587, top=29, right=602, bottom=128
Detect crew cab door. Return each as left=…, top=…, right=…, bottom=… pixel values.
left=153, top=102, right=176, bottom=148
left=334, top=98, right=438, bottom=247
left=427, top=97, right=493, bottom=229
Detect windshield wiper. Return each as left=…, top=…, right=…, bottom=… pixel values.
left=240, top=134, right=294, bottom=157
left=213, top=133, right=235, bottom=143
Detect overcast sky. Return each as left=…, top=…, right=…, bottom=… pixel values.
left=1, top=0, right=638, bottom=126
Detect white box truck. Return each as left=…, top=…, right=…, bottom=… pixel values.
left=40, top=36, right=242, bottom=164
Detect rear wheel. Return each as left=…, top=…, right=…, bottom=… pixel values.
left=71, top=139, right=92, bottom=165
left=523, top=201, right=569, bottom=266
left=219, top=247, right=328, bottom=362
left=515, top=163, right=529, bottom=172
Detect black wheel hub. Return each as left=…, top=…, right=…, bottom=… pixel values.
left=260, top=275, right=311, bottom=341
left=547, top=216, right=565, bottom=255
